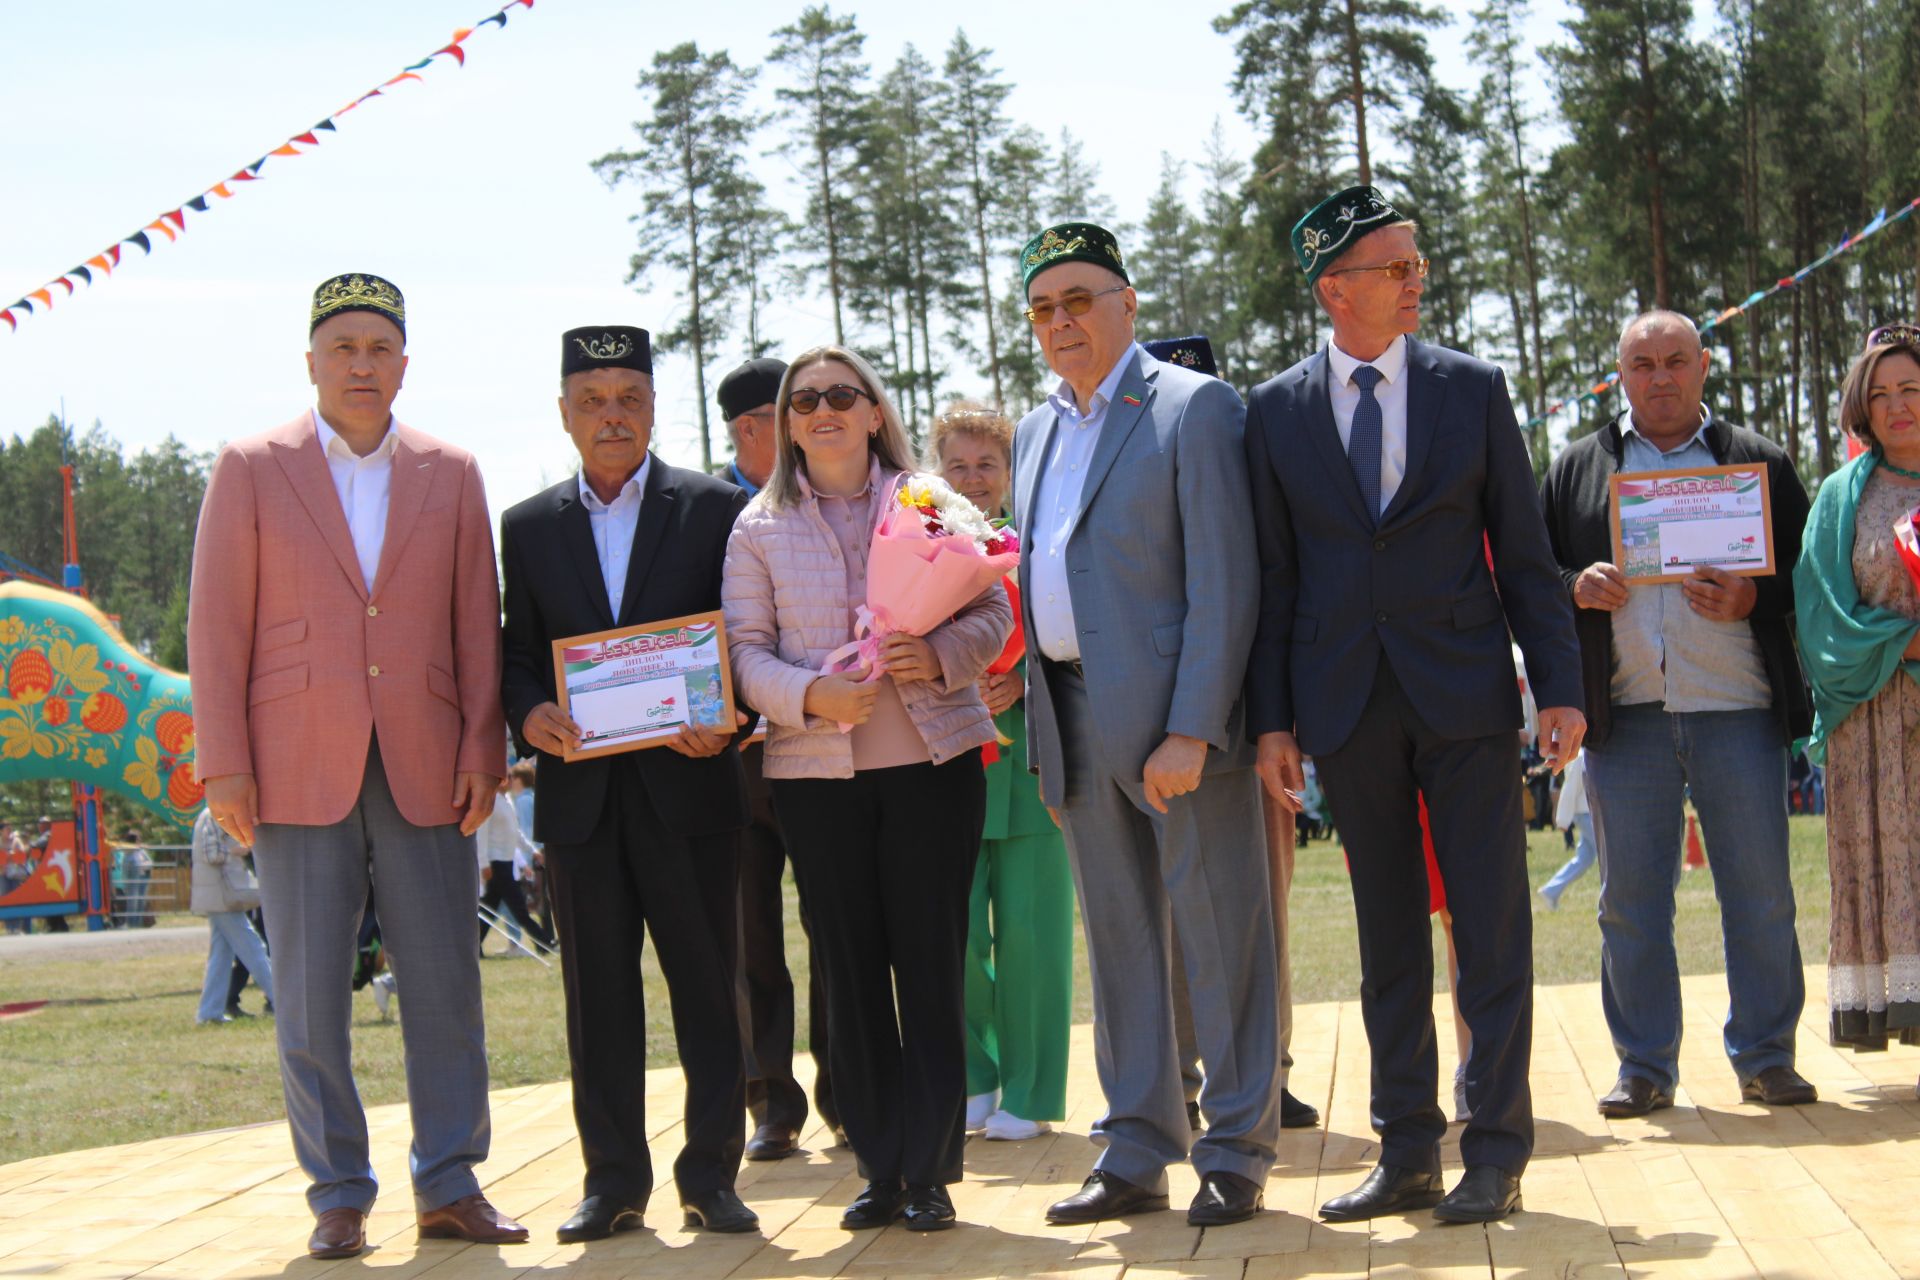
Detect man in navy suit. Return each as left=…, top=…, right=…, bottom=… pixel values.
left=1244, top=187, right=1585, bottom=1223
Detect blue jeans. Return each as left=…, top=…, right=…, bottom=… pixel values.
left=198, top=911, right=274, bottom=1022
left=1585, top=705, right=1804, bottom=1092
left=1540, top=812, right=1596, bottom=905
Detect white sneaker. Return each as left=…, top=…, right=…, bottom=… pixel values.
left=372, top=972, right=397, bottom=1020
left=982, top=1111, right=1052, bottom=1141
left=1453, top=1064, right=1471, bottom=1124
left=965, top=1091, right=998, bottom=1133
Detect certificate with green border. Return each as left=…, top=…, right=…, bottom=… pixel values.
left=1609, top=463, right=1774, bottom=585
left=551, top=610, right=736, bottom=761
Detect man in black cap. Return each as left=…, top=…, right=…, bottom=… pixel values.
left=500, top=326, right=757, bottom=1242
left=713, top=356, right=840, bottom=1161
left=717, top=357, right=785, bottom=496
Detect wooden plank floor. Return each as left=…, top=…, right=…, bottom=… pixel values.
left=5, top=966, right=1920, bottom=1279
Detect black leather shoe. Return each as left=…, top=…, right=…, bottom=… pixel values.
left=556, top=1195, right=644, bottom=1243
left=745, top=1122, right=800, bottom=1161
left=903, top=1183, right=957, bottom=1231
left=1597, top=1074, right=1674, bottom=1118
left=1280, top=1089, right=1319, bottom=1129
left=1045, top=1171, right=1170, bottom=1225
left=1433, top=1165, right=1522, bottom=1223
left=681, top=1187, right=758, bottom=1233
left=1187, top=1171, right=1263, bottom=1226
left=1740, top=1065, right=1818, bottom=1106
left=1318, top=1163, right=1445, bottom=1222
left=841, top=1178, right=906, bottom=1230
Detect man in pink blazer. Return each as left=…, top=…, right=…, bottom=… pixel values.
left=188, top=273, right=523, bottom=1260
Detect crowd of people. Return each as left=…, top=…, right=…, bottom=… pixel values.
left=177, top=181, right=1920, bottom=1261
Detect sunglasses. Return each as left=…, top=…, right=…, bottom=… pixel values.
left=1326, top=256, right=1431, bottom=282
left=1867, top=323, right=1920, bottom=350
left=787, top=384, right=876, bottom=415
left=1023, top=283, right=1128, bottom=326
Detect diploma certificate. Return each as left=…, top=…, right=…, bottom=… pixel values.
left=1609, top=464, right=1775, bottom=584
left=551, top=610, right=737, bottom=761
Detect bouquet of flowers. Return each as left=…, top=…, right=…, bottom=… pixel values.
left=820, top=474, right=1020, bottom=729
left=979, top=575, right=1025, bottom=766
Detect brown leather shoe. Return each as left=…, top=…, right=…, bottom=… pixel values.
left=417, top=1193, right=530, bottom=1243
left=308, top=1207, right=367, bottom=1259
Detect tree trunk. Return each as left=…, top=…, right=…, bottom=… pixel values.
left=818, top=117, right=845, bottom=346
left=682, top=127, right=713, bottom=472
left=1634, top=22, right=1671, bottom=311
left=1811, top=268, right=1835, bottom=477
left=1788, top=205, right=1806, bottom=468
left=1343, top=0, right=1371, bottom=185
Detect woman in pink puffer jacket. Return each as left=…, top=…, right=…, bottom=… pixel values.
left=721, top=344, right=1011, bottom=1233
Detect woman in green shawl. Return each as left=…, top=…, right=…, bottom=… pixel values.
left=1794, top=325, right=1920, bottom=1081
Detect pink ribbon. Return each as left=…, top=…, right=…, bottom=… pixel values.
left=818, top=604, right=890, bottom=733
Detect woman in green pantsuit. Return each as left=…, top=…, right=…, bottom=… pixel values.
left=932, top=403, right=1075, bottom=1141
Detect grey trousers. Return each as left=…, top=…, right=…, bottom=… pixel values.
left=1052, top=668, right=1281, bottom=1191
left=252, top=740, right=490, bottom=1216
left=1173, top=790, right=1295, bottom=1103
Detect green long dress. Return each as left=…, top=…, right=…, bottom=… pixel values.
left=962, top=659, right=1076, bottom=1122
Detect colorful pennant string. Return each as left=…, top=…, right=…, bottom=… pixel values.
left=2, top=1, right=534, bottom=336
left=1525, top=196, right=1920, bottom=431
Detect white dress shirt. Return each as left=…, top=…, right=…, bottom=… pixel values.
left=1030, top=344, right=1142, bottom=662
left=580, top=456, right=649, bottom=619
left=312, top=409, right=397, bottom=591
left=1327, top=334, right=1410, bottom=512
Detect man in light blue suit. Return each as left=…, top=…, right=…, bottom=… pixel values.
left=1009, top=222, right=1281, bottom=1230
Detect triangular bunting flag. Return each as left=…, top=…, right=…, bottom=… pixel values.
left=186, top=195, right=209, bottom=212
left=30, top=289, right=53, bottom=308
left=211, top=182, right=233, bottom=198
left=314, top=118, right=337, bottom=132
left=269, top=143, right=301, bottom=157
left=1, top=310, right=16, bottom=332
left=292, top=132, right=319, bottom=146
left=229, top=169, right=257, bottom=183
left=404, top=56, right=434, bottom=71
left=69, top=266, right=92, bottom=286
left=148, top=218, right=177, bottom=242
left=381, top=72, right=422, bottom=87
left=107, top=244, right=123, bottom=266
left=126, top=231, right=151, bottom=254
left=163, top=209, right=186, bottom=231
left=14, top=298, right=34, bottom=314
left=86, top=254, right=111, bottom=275
left=451, top=26, right=473, bottom=40
left=435, top=42, right=467, bottom=65
left=480, top=10, right=508, bottom=27
left=51, top=277, right=74, bottom=295
left=246, top=157, right=268, bottom=173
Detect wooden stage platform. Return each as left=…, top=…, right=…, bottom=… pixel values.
left=4, top=968, right=1920, bottom=1279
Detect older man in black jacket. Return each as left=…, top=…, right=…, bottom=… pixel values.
left=1539, top=309, right=1814, bottom=1120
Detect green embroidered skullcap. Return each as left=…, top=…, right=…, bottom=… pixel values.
left=1292, top=186, right=1403, bottom=286
left=1020, top=222, right=1129, bottom=290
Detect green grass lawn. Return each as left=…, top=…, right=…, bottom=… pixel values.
left=0, top=815, right=1833, bottom=1166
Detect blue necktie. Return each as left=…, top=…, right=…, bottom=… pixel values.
left=1348, top=364, right=1384, bottom=521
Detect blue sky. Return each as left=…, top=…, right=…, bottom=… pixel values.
left=0, top=0, right=1574, bottom=532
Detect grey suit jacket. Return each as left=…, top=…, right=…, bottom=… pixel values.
left=1012, top=346, right=1259, bottom=808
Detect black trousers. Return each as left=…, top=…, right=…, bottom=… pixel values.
left=478, top=863, right=552, bottom=949
left=544, top=760, right=746, bottom=1203
left=737, top=743, right=836, bottom=1131
left=772, top=752, right=984, bottom=1187
left=1314, top=654, right=1534, bottom=1177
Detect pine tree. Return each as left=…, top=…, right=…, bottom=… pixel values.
left=768, top=6, right=870, bottom=346
left=1135, top=155, right=1201, bottom=340
left=592, top=43, right=762, bottom=471
left=941, top=30, right=1015, bottom=409
left=1049, top=129, right=1117, bottom=224
left=1216, top=0, right=1447, bottom=187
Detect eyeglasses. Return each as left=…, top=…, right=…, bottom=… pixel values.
left=1867, top=323, right=1920, bottom=350
left=1024, top=283, right=1129, bottom=326
left=1326, top=256, right=1430, bottom=282
left=786, top=384, right=875, bottom=415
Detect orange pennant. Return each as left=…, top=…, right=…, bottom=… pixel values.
left=269, top=143, right=302, bottom=157
left=147, top=219, right=177, bottom=242
left=86, top=254, right=112, bottom=275
left=30, top=289, right=52, bottom=308
left=381, top=72, right=422, bottom=87
left=210, top=182, right=233, bottom=198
